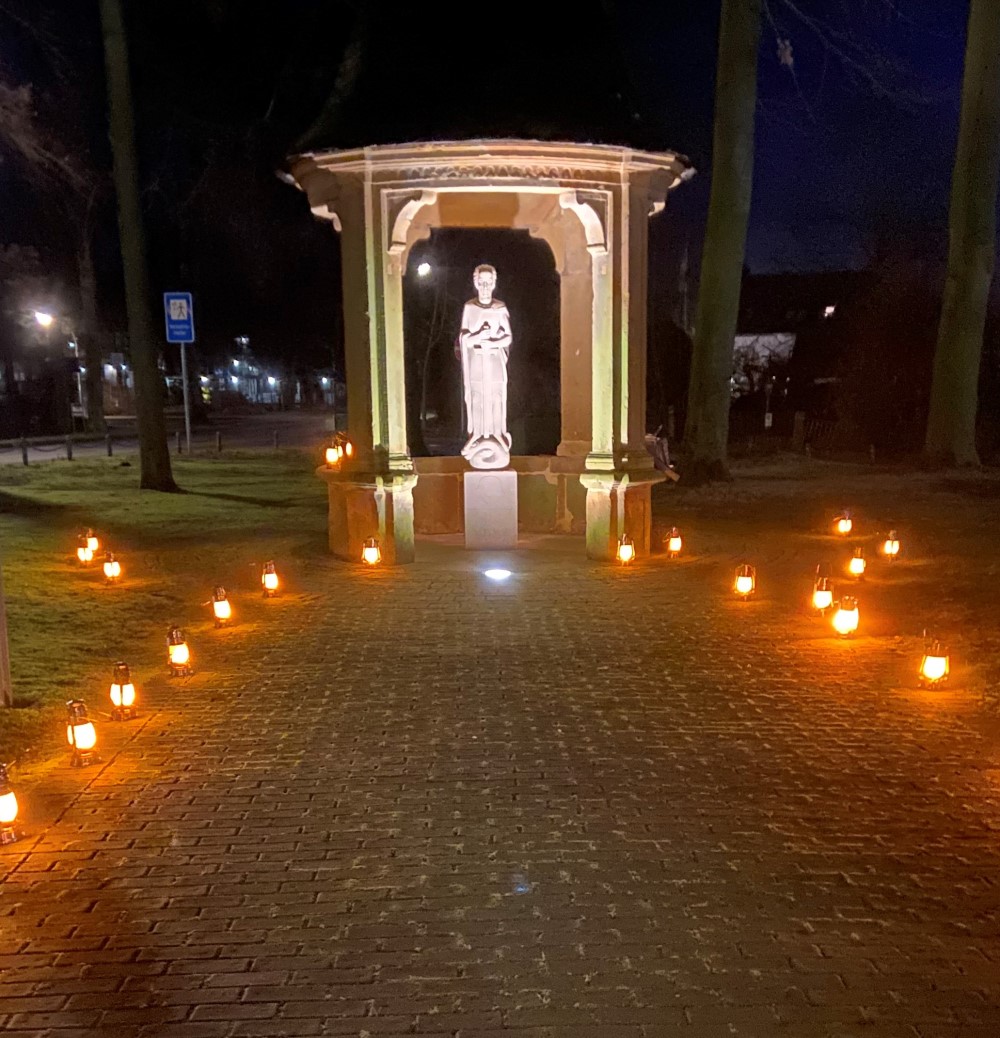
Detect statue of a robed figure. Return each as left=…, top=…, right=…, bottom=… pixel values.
left=458, top=264, right=512, bottom=469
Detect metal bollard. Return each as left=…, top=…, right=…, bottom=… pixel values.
left=273, top=430, right=279, bottom=450
left=20, top=438, right=28, bottom=466
left=66, top=436, right=73, bottom=461
left=216, top=431, right=222, bottom=453
left=175, top=431, right=182, bottom=455
left=106, top=433, right=113, bottom=457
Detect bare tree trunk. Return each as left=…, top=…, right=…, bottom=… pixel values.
left=924, top=0, right=1000, bottom=468
left=77, top=228, right=107, bottom=435
left=683, top=0, right=762, bottom=484
left=99, top=0, right=177, bottom=490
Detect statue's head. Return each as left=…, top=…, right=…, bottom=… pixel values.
left=473, top=264, right=497, bottom=297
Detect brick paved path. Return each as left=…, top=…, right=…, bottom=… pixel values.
left=2, top=528, right=1000, bottom=1037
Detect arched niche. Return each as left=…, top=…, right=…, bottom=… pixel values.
left=404, top=228, right=561, bottom=457
left=391, top=190, right=597, bottom=457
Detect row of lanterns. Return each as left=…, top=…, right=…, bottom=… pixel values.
left=76, top=529, right=121, bottom=583
left=616, top=512, right=951, bottom=688
left=0, top=545, right=294, bottom=844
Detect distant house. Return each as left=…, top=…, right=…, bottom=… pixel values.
left=734, top=270, right=871, bottom=398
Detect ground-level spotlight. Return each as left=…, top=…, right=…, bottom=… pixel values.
left=110, top=661, right=137, bottom=721
left=882, top=529, right=901, bottom=560
left=362, top=537, right=382, bottom=566
left=261, top=560, right=279, bottom=597
left=832, top=596, right=859, bottom=637
left=848, top=547, right=866, bottom=578
left=103, top=551, right=121, bottom=584
left=211, top=586, right=232, bottom=627
left=484, top=568, right=512, bottom=581
left=919, top=633, right=950, bottom=687
left=835, top=512, right=853, bottom=536
left=617, top=535, right=635, bottom=565
left=85, top=529, right=100, bottom=554
left=666, top=527, right=682, bottom=557
left=0, top=763, right=19, bottom=844
left=167, top=625, right=192, bottom=676
left=734, top=563, right=756, bottom=599
left=66, top=699, right=98, bottom=767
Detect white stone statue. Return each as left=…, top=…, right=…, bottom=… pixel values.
left=459, top=264, right=512, bottom=469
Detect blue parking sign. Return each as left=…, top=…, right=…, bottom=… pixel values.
left=164, top=292, right=195, bottom=343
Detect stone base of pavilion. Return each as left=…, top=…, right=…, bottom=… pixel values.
left=319, top=457, right=663, bottom=565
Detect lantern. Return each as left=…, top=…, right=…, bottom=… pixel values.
left=103, top=551, right=121, bottom=583
left=362, top=537, right=382, bottom=566
left=666, top=527, right=682, bottom=557
left=167, top=625, right=192, bottom=676
left=109, top=661, right=137, bottom=721
left=0, top=763, right=18, bottom=845
left=919, top=636, right=950, bottom=687
left=832, top=596, right=859, bottom=637
left=835, top=513, right=853, bottom=535
left=812, top=576, right=834, bottom=612
left=616, top=535, right=636, bottom=565
left=734, top=564, right=756, bottom=599
left=261, top=560, right=279, bottom=597
left=86, top=529, right=99, bottom=553
left=76, top=534, right=93, bottom=564
left=212, top=586, right=232, bottom=627
left=325, top=433, right=354, bottom=468
left=882, top=529, right=900, bottom=559
left=66, top=699, right=98, bottom=767
left=848, top=547, right=866, bottom=578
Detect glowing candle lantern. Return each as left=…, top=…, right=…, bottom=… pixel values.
left=212, top=586, right=232, bottom=627
left=66, top=699, right=98, bottom=767
left=109, top=661, right=137, bottom=721
left=835, top=513, right=853, bottom=535
left=666, top=527, right=682, bottom=557
left=0, top=763, right=19, bottom=845
left=167, top=625, right=192, bottom=676
left=86, top=529, right=99, bottom=553
left=848, top=547, right=866, bottom=578
left=616, top=535, right=636, bottom=565
left=882, top=529, right=900, bottom=560
left=325, top=434, right=354, bottom=468
left=812, top=576, right=834, bottom=612
left=261, top=560, right=279, bottom=597
left=832, top=596, right=859, bottom=637
left=362, top=537, right=382, bottom=566
left=76, top=534, right=93, bottom=564
left=919, top=637, right=950, bottom=687
left=734, top=564, right=756, bottom=599
left=103, top=551, right=121, bottom=583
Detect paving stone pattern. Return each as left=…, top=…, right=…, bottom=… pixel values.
left=2, top=533, right=1000, bottom=1037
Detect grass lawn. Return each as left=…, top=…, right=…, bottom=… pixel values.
left=0, top=450, right=327, bottom=761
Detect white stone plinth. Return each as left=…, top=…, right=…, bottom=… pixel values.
left=464, top=470, right=518, bottom=549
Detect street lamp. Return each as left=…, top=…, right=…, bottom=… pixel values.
left=33, top=309, right=84, bottom=417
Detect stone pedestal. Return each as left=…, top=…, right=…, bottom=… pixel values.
left=320, top=468, right=417, bottom=565
left=464, top=470, right=518, bottom=549
left=580, top=470, right=662, bottom=561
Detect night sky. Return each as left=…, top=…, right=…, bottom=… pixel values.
left=0, top=0, right=972, bottom=369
